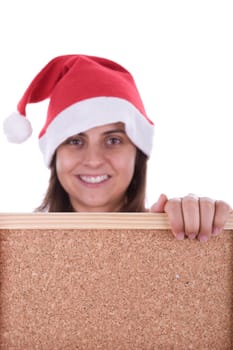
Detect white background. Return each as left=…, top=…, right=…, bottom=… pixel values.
left=0, top=0, right=232, bottom=212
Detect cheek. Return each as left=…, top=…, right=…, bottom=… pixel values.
left=56, top=148, right=75, bottom=174
left=115, top=149, right=136, bottom=178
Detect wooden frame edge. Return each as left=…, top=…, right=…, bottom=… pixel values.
left=0, top=212, right=233, bottom=230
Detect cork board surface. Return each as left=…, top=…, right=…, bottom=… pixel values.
left=0, top=228, right=233, bottom=350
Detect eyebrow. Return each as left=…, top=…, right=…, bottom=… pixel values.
left=78, top=129, right=126, bottom=137
left=102, top=129, right=126, bottom=135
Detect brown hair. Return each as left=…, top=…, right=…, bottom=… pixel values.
left=36, top=149, right=148, bottom=212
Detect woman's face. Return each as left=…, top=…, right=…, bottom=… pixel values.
left=56, top=122, right=137, bottom=212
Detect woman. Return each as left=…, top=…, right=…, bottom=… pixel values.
left=3, top=54, right=231, bottom=241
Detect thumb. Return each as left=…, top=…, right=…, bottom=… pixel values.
left=150, top=193, right=168, bottom=213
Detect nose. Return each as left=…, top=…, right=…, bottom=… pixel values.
left=83, top=145, right=105, bottom=167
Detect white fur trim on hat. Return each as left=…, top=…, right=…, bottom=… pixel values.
left=39, top=97, right=154, bottom=166
left=3, top=112, right=33, bottom=143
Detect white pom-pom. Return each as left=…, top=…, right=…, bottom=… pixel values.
left=3, top=112, right=33, bottom=143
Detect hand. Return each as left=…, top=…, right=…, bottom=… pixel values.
left=150, top=193, right=231, bottom=241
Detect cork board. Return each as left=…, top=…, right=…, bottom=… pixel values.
left=0, top=213, right=233, bottom=350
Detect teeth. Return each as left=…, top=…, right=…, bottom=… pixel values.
left=80, top=175, right=109, bottom=184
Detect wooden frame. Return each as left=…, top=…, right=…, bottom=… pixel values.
left=1, top=213, right=233, bottom=349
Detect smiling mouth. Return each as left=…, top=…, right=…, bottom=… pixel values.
left=79, top=175, right=110, bottom=184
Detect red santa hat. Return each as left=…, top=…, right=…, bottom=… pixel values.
left=3, top=54, right=154, bottom=167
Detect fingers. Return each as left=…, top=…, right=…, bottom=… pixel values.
left=212, top=200, right=231, bottom=235
left=164, top=198, right=186, bottom=240
left=165, top=194, right=231, bottom=242
left=165, top=194, right=200, bottom=240
left=198, top=197, right=215, bottom=242
left=150, top=193, right=168, bottom=213
left=182, top=194, right=200, bottom=239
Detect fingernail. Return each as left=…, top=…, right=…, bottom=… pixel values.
left=212, top=227, right=222, bottom=236
left=176, top=232, right=185, bottom=240
left=188, top=233, right=196, bottom=240
left=198, top=234, right=209, bottom=242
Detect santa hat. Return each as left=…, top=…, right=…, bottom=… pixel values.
left=3, top=54, right=154, bottom=167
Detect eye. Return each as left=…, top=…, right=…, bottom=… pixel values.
left=67, top=137, right=84, bottom=146
left=106, top=136, right=122, bottom=145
